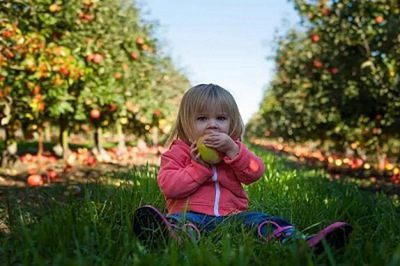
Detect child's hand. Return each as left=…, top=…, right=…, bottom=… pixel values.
left=201, top=132, right=239, bottom=159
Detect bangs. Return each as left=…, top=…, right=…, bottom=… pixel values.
left=194, top=87, right=233, bottom=115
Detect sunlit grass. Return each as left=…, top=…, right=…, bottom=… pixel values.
left=1, top=150, right=399, bottom=265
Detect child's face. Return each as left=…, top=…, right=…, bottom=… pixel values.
left=193, top=109, right=231, bottom=140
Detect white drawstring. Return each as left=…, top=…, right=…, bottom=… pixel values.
left=211, top=165, right=221, bottom=216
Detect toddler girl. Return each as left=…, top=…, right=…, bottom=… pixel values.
left=133, top=84, right=352, bottom=253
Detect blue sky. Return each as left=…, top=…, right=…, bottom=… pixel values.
left=139, top=1, right=301, bottom=124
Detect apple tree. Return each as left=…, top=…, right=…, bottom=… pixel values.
left=1, top=0, right=187, bottom=166
left=252, top=0, right=399, bottom=164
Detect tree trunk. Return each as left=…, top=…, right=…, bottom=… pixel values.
left=116, top=121, right=127, bottom=153
left=58, top=117, right=71, bottom=161
left=1, top=126, right=18, bottom=168
left=93, top=126, right=100, bottom=154
left=152, top=126, right=159, bottom=146
left=37, top=126, right=44, bottom=171
left=44, top=123, right=51, bottom=142
left=93, top=127, right=109, bottom=162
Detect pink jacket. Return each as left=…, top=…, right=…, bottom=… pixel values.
left=157, top=140, right=265, bottom=216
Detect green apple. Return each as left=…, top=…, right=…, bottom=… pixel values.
left=196, top=136, right=222, bottom=164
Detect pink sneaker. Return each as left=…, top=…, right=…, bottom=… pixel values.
left=306, top=222, right=353, bottom=254
left=259, top=220, right=353, bottom=254
left=132, top=205, right=200, bottom=248
left=258, top=220, right=300, bottom=244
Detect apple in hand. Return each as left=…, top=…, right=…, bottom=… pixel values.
left=196, top=136, right=222, bottom=164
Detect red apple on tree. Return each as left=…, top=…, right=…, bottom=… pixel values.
left=83, top=0, right=94, bottom=8
left=33, top=85, right=41, bottom=95
left=92, top=53, right=103, bottom=64
left=85, top=14, right=94, bottom=21
left=312, top=59, right=322, bottom=69
left=2, top=30, right=14, bottom=38
left=4, top=49, right=14, bottom=59
left=86, top=54, right=94, bottom=62
left=311, top=34, right=320, bottom=43
left=321, top=8, right=330, bottom=16
left=130, top=52, right=139, bottom=59
left=108, top=104, right=118, bottom=112
left=136, top=37, right=144, bottom=44
left=49, top=4, right=61, bottom=13
left=330, top=68, right=339, bottom=75
left=375, top=16, right=384, bottom=24
left=90, top=109, right=101, bottom=119
left=141, top=44, right=149, bottom=51
left=59, top=66, right=70, bottom=76
left=153, top=109, right=161, bottom=116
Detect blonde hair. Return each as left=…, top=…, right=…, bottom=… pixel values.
left=168, top=84, right=244, bottom=145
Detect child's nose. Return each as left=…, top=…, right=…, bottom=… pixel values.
left=207, top=119, right=218, bottom=128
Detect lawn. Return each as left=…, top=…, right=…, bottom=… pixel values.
left=0, top=147, right=399, bottom=265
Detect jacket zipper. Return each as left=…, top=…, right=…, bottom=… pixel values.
left=211, top=165, right=221, bottom=216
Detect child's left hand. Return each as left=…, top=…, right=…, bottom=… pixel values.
left=201, top=132, right=239, bottom=159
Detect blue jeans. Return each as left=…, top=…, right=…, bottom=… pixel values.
left=167, top=211, right=293, bottom=238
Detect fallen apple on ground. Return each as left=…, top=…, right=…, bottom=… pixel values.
left=196, top=136, right=222, bottom=164
left=46, top=169, right=59, bottom=181
left=27, top=174, right=43, bottom=186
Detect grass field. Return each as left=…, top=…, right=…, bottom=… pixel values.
left=0, top=147, right=399, bottom=265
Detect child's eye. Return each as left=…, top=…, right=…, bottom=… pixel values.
left=197, top=116, right=207, bottom=121
left=217, top=116, right=228, bottom=121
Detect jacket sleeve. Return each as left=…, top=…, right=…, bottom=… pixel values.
left=223, top=141, right=265, bottom=185
left=157, top=144, right=213, bottom=199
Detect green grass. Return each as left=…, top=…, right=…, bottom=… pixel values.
left=0, top=148, right=399, bottom=265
